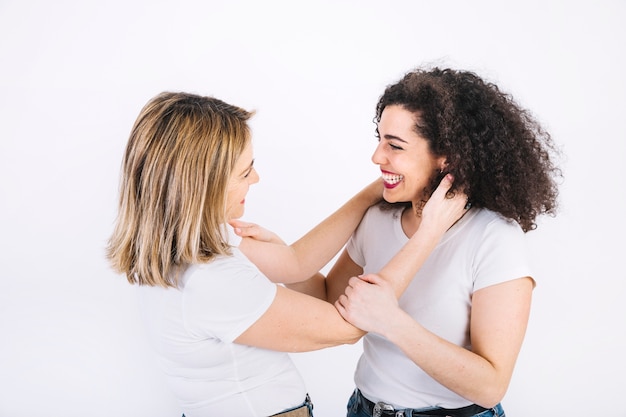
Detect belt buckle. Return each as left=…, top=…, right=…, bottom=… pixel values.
left=373, top=401, right=394, bottom=417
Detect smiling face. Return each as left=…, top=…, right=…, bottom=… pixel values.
left=372, top=105, right=446, bottom=206
left=225, top=141, right=259, bottom=220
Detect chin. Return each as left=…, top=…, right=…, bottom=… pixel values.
left=383, top=192, right=411, bottom=205
left=228, top=210, right=244, bottom=220
left=382, top=191, right=402, bottom=204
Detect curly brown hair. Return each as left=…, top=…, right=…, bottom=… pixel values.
left=375, top=67, right=562, bottom=232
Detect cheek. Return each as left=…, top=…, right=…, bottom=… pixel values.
left=406, top=165, right=433, bottom=186
left=226, top=184, right=242, bottom=206
left=235, top=183, right=250, bottom=202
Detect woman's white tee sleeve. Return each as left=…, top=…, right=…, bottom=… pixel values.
left=182, top=249, right=277, bottom=343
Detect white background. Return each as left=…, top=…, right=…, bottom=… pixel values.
left=1, top=1, right=625, bottom=416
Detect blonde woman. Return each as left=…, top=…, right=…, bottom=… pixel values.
left=107, top=91, right=468, bottom=417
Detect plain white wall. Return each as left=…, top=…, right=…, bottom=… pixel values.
left=1, top=1, right=625, bottom=416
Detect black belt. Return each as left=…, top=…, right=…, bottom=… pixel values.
left=357, top=390, right=489, bottom=417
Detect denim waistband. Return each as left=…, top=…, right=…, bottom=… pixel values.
left=270, top=394, right=314, bottom=417
left=355, top=389, right=492, bottom=417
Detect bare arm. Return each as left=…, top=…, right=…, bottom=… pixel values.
left=287, top=172, right=468, bottom=301
left=327, top=173, right=469, bottom=301
left=234, top=285, right=364, bottom=351
left=325, top=249, right=363, bottom=303
left=284, top=272, right=328, bottom=301
left=336, top=270, right=534, bottom=407
left=232, top=179, right=382, bottom=284
left=233, top=175, right=470, bottom=353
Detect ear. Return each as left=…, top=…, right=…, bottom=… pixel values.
left=437, top=156, right=448, bottom=172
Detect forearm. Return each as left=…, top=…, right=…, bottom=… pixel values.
left=285, top=272, right=328, bottom=300
left=237, top=180, right=381, bottom=283
left=376, top=174, right=467, bottom=297
left=325, top=250, right=363, bottom=304
left=385, top=310, right=508, bottom=408
left=235, top=286, right=365, bottom=352
left=377, top=224, right=446, bottom=297
left=287, top=182, right=380, bottom=280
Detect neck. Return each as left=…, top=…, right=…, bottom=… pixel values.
left=401, top=205, right=422, bottom=238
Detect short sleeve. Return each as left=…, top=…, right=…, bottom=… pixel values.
left=473, top=219, right=534, bottom=291
left=182, top=251, right=277, bottom=342
left=346, top=233, right=364, bottom=268
left=346, top=207, right=377, bottom=268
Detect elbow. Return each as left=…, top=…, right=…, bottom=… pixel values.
left=345, top=333, right=364, bottom=345
left=286, top=330, right=364, bottom=353
left=344, top=327, right=366, bottom=345
left=474, top=383, right=509, bottom=409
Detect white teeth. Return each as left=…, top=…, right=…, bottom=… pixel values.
left=382, top=173, right=404, bottom=184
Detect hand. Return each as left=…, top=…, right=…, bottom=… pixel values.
left=420, top=174, right=469, bottom=235
left=229, top=220, right=286, bottom=245
left=335, top=274, right=401, bottom=335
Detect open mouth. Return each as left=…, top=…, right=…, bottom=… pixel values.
left=381, top=171, right=404, bottom=188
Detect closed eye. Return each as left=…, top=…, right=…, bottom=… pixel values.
left=376, top=135, right=404, bottom=151
left=376, top=129, right=406, bottom=151
left=243, top=160, right=255, bottom=178
left=381, top=133, right=407, bottom=151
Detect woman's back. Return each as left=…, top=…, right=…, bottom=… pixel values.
left=136, top=245, right=306, bottom=416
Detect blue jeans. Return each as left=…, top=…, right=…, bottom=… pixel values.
left=273, top=393, right=314, bottom=416
left=346, top=389, right=505, bottom=417
left=182, top=394, right=314, bottom=417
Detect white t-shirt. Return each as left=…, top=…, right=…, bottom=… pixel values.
left=347, top=206, right=533, bottom=409
left=136, top=232, right=306, bottom=417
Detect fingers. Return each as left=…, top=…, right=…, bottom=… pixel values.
left=354, top=273, right=383, bottom=286
left=334, top=297, right=346, bottom=315
left=440, top=173, right=454, bottom=189
left=432, top=174, right=469, bottom=205
left=432, top=173, right=454, bottom=198
left=442, top=174, right=471, bottom=209
left=228, top=219, right=254, bottom=228
left=228, top=220, right=274, bottom=241
left=344, top=274, right=387, bottom=303
left=231, top=224, right=259, bottom=238
left=228, top=219, right=256, bottom=235
left=425, top=174, right=469, bottom=217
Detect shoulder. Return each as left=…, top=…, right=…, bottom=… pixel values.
left=464, top=209, right=523, bottom=236
left=463, top=210, right=529, bottom=263
left=363, top=204, right=403, bottom=223
left=353, top=205, right=402, bottom=238
left=450, top=209, right=527, bottom=260
left=183, top=249, right=270, bottom=291
left=468, top=210, right=533, bottom=290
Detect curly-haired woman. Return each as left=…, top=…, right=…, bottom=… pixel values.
left=328, top=67, right=562, bottom=417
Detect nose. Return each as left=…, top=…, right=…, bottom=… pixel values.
left=249, top=168, right=260, bottom=184
left=371, top=141, right=385, bottom=165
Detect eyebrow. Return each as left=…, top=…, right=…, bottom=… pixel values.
left=383, top=134, right=409, bottom=143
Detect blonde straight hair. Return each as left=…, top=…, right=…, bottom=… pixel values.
left=107, top=92, right=254, bottom=287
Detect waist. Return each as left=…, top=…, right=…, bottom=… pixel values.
left=355, top=389, right=492, bottom=417
left=270, top=394, right=313, bottom=417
